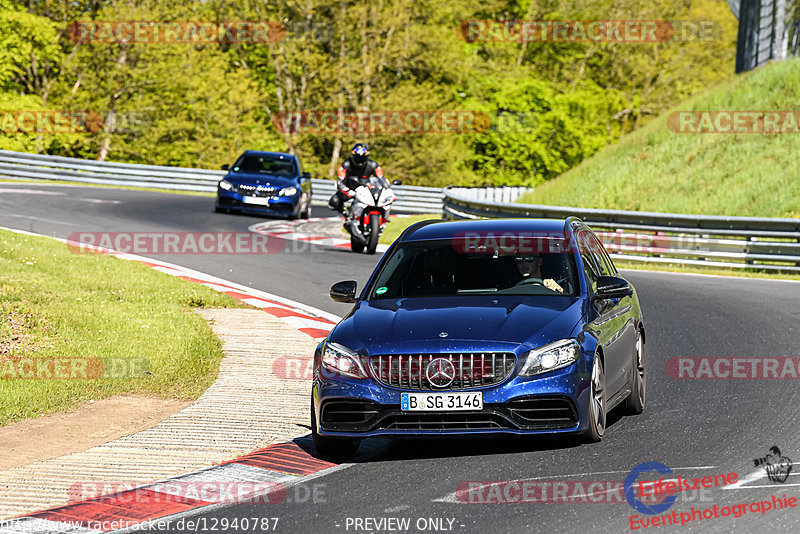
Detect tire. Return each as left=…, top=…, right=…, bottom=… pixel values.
left=350, top=234, right=365, bottom=253
left=622, top=331, right=646, bottom=415
left=214, top=205, right=224, bottom=213
left=311, top=400, right=360, bottom=458
left=583, top=355, right=606, bottom=442
left=301, top=202, right=311, bottom=219
left=365, top=214, right=380, bottom=254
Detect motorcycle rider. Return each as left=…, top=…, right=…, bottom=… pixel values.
left=328, top=142, right=384, bottom=215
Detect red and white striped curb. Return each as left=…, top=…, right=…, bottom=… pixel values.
left=0, top=441, right=355, bottom=533
left=249, top=217, right=398, bottom=253
left=135, top=260, right=338, bottom=341
left=0, top=227, right=356, bottom=532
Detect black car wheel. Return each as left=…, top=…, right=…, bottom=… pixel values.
left=301, top=203, right=311, bottom=219
left=622, top=331, right=646, bottom=414
left=311, top=400, right=360, bottom=458
left=584, top=355, right=606, bottom=442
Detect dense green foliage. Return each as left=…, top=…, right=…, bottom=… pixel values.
left=3, top=0, right=737, bottom=185
left=517, top=57, right=800, bottom=217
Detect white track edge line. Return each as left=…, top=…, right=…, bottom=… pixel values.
left=0, top=225, right=341, bottom=324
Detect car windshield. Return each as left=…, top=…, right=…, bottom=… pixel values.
left=232, top=155, right=297, bottom=177
left=368, top=240, right=579, bottom=299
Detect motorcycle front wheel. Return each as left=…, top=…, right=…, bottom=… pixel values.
left=366, top=214, right=380, bottom=254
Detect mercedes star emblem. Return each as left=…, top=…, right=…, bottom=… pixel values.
left=426, top=358, right=456, bottom=388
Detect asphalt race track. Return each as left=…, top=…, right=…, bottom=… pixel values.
left=2, top=183, right=799, bottom=533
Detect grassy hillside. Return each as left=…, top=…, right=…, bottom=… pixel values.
left=517, top=58, right=800, bottom=218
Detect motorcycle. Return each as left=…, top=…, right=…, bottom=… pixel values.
left=340, top=176, right=402, bottom=254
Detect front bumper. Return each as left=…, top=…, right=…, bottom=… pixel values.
left=216, top=189, right=302, bottom=216
left=312, top=362, right=593, bottom=438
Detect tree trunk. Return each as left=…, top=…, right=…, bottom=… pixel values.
left=328, top=0, right=348, bottom=177
left=97, top=46, right=127, bottom=161
left=97, top=109, right=116, bottom=161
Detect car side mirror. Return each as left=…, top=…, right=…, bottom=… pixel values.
left=221, top=164, right=230, bottom=171
left=391, top=179, right=402, bottom=186
left=302, top=171, right=312, bottom=179
left=592, top=276, right=632, bottom=301
left=330, top=280, right=358, bottom=303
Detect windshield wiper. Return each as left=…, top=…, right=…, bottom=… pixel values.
left=456, top=288, right=498, bottom=294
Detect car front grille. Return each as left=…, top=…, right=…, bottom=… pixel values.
left=320, top=400, right=381, bottom=431
left=318, top=397, right=579, bottom=433
left=368, top=353, right=516, bottom=390
left=379, top=412, right=509, bottom=431
left=506, top=396, right=578, bottom=429
left=269, top=202, right=294, bottom=212
left=237, top=185, right=279, bottom=196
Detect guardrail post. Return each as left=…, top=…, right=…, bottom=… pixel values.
left=746, top=236, right=756, bottom=267
left=796, top=235, right=800, bottom=267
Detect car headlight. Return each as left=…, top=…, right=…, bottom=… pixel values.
left=520, top=339, right=580, bottom=376
left=219, top=180, right=234, bottom=191
left=321, top=342, right=367, bottom=379
left=279, top=186, right=298, bottom=196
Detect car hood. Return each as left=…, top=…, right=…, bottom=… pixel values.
left=224, top=172, right=296, bottom=187
left=330, top=295, right=584, bottom=355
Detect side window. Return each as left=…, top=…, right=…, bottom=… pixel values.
left=600, top=247, right=618, bottom=275
left=296, top=157, right=304, bottom=175
left=584, top=233, right=616, bottom=276
left=577, top=232, right=600, bottom=293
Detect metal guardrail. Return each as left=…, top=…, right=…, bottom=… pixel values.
left=307, top=179, right=443, bottom=213
left=448, top=186, right=530, bottom=204
left=0, top=149, right=447, bottom=214
left=443, top=186, right=800, bottom=273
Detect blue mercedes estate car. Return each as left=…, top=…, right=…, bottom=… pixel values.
left=215, top=150, right=312, bottom=219
left=311, top=217, right=646, bottom=456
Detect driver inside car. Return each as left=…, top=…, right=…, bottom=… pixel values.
left=513, top=255, right=564, bottom=293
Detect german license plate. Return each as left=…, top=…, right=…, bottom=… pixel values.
left=401, top=392, right=483, bottom=411
left=242, top=196, right=270, bottom=205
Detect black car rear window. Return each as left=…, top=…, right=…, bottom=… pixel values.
left=232, top=155, right=297, bottom=177
left=368, top=239, right=579, bottom=299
